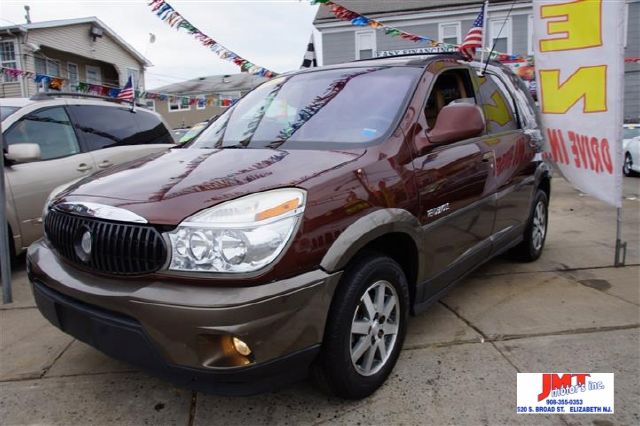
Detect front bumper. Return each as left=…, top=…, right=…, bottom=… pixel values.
left=27, top=239, right=342, bottom=395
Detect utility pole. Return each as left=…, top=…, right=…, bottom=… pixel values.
left=0, top=129, right=13, bottom=304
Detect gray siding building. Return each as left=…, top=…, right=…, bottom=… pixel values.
left=314, top=0, right=640, bottom=122
left=0, top=17, right=150, bottom=98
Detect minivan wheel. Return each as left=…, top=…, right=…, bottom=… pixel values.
left=509, top=189, right=549, bottom=262
left=313, top=254, right=409, bottom=399
left=624, top=153, right=637, bottom=177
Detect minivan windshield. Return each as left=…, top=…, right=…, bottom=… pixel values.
left=623, top=126, right=640, bottom=140
left=190, top=66, right=421, bottom=150
left=0, top=106, right=19, bottom=121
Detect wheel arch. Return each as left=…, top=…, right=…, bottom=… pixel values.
left=320, top=209, right=424, bottom=306
left=536, top=162, right=552, bottom=201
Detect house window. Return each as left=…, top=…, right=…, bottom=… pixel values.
left=143, top=100, right=155, bottom=111
left=439, top=22, right=461, bottom=45
left=489, top=18, right=512, bottom=54
left=86, top=65, right=102, bottom=84
left=0, top=41, right=18, bottom=82
left=34, top=56, right=46, bottom=75
left=67, top=63, right=79, bottom=88
left=33, top=56, right=61, bottom=76
left=355, top=30, right=375, bottom=60
left=196, top=97, right=206, bottom=110
left=126, top=68, right=140, bottom=89
left=47, top=59, right=60, bottom=77
left=169, top=97, right=190, bottom=112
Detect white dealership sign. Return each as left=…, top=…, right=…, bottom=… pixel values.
left=533, top=0, right=625, bottom=207
left=517, top=373, right=614, bottom=414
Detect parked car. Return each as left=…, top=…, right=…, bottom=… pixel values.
left=2, top=94, right=175, bottom=258
left=172, top=127, right=190, bottom=141
left=28, top=55, right=551, bottom=399
left=178, top=120, right=209, bottom=144
left=623, top=123, right=640, bottom=176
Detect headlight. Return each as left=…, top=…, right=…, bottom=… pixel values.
left=166, top=188, right=306, bottom=273
left=42, top=178, right=83, bottom=220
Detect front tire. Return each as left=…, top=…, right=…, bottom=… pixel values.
left=509, top=189, right=549, bottom=262
left=313, top=254, right=409, bottom=399
left=623, top=153, right=637, bottom=177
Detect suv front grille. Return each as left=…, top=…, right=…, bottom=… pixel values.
left=44, top=209, right=167, bottom=275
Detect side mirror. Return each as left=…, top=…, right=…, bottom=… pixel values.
left=5, top=143, right=41, bottom=163
left=427, top=103, right=485, bottom=145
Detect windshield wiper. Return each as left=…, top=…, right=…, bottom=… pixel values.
left=220, top=144, right=247, bottom=149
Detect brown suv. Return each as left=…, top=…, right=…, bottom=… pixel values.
left=27, top=54, right=550, bottom=399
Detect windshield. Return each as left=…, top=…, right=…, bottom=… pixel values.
left=0, top=106, right=19, bottom=121
left=190, top=66, right=421, bottom=150
left=623, top=126, right=640, bottom=140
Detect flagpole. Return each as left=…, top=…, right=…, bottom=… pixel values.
left=131, top=76, right=136, bottom=112
left=480, top=0, right=489, bottom=63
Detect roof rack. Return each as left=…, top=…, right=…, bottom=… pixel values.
left=29, top=92, right=131, bottom=103
left=355, top=51, right=464, bottom=62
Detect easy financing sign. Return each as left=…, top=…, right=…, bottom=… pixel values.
left=533, top=0, right=625, bottom=207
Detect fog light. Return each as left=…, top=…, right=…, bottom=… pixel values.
left=232, top=337, right=251, bottom=356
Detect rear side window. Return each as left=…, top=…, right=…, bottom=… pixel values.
left=68, top=105, right=171, bottom=151
left=477, top=74, right=519, bottom=134
left=4, top=107, right=80, bottom=160
left=133, top=109, right=174, bottom=145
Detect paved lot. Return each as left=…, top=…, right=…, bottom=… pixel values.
left=1, top=177, right=638, bottom=426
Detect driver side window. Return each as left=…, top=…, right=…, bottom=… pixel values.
left=4, top=107, right=80, bottom=161
left=424, top=69, right=476, bottom=129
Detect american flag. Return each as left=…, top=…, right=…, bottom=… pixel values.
left=459, top=3, right=485, bottom=60
left=117, top=76, right=134, bottom=102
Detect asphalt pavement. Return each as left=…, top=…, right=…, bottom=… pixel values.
left=1, top=177, right=638, bottom=426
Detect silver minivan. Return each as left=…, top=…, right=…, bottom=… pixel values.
left=2, top=94, right=175, bottom=257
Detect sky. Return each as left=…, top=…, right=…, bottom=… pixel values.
left=0, top=0, right=322, bottom=89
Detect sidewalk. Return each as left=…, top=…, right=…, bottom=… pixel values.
left=1, top=178, right=638, bottom=426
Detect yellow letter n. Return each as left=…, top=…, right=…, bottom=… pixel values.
left=539, top=66, right=607, bottom=114
left=540, top=0, right=602, bottom=52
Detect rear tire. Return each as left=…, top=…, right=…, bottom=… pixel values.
left=623, top=153, right=637, bottom=177
left=509, top=189, right=549, bottom=262
left=313, top=254, right=409, bottom=399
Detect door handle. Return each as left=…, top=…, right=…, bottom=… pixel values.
left=77, top=163, right=93, bottom=172
left=98, top=160, right=113, bottom=169
left=481, top=152, right=494, bottom=162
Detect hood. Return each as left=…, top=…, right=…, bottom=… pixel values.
left=59, top=147, right=365, bottom=224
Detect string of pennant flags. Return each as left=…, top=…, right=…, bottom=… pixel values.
left=0, top=66, right=239, bottom=107
left=147, top=0, right=277, bottom=78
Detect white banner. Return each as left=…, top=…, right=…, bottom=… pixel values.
left=517, top=373, right=614, bottom=414
left=533, top=0, right=625, bottom=207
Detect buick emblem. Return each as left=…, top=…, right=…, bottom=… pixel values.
left=81, top=230, right=92, bottom=255
left=74, top=227, right=93, bottom=262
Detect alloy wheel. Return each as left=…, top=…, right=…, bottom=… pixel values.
left=624, top=154, right=632, bottom=175
left=532, top=200, right=547, bottom=251
left=349, top=280, right=400, bottom=377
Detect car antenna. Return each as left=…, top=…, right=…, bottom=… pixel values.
left=481, top=0, right=517, bottom=76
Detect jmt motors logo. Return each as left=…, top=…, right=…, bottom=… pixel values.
left=538, top=373, right=591, bottom=401
left=517, top=373, right=614, bottom=414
